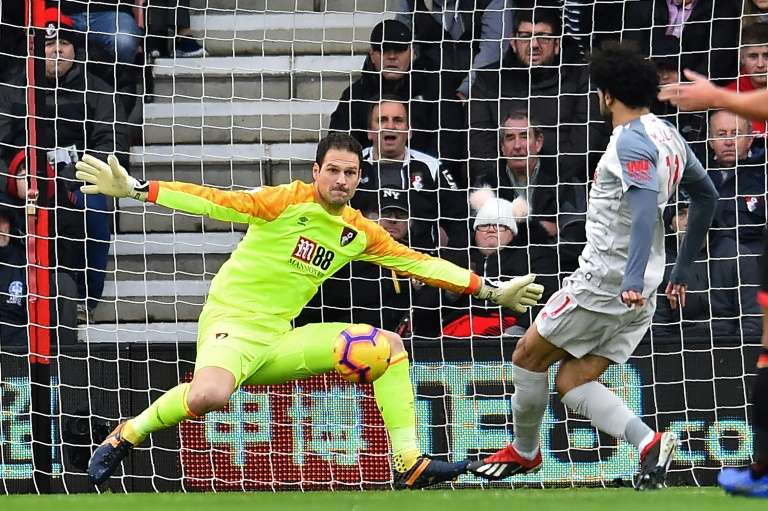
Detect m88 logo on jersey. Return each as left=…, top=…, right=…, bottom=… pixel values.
left=291, top=236, right=335, bottom=270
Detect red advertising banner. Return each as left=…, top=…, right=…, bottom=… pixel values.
left=179, top=373, right=392, bottom=490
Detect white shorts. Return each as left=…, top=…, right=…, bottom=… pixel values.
left=535, top=288, right=656, bottom=364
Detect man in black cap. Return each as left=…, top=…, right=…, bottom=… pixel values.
left=42, top=10, right=86, bottom=82
left=0, top=8, right=130, bottom=320
left=329, top=19, right=443, bottom=160
left=377, top=188, right=412, bottom=244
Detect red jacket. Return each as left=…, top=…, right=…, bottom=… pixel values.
left=726, top=75, right=767, bottom=135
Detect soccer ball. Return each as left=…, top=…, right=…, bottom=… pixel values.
left=332, top=325, right=391, bottom=384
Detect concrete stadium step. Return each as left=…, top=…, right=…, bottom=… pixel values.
left=109, top=232, right=243, bottom=256
left=151, top=55, right=365, bottom=102
left=95, top=250, right=232, bottom=322
left=95, top=234, right=237, bottom=322
left=190, top=0, right=315, bottom=12
left=143, top=100, right=336, bottom=145
left=128, top=143, right=315, bottom=184
left=117, top=199, right=251, bottom=233
left=103, top=280, right=212, bottom=298
left=91, top=299, right=204, bottom=323
left=95, top=285, right=206, bottom=323
left=190, top=12, right=383, bottom=56
left=81, top=322, right=198, bottom=343
left=107, top=253, right=229, bottom=277
left=189, top=0, right=390, bottom=13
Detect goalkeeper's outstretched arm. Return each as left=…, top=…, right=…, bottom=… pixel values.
left=355, top=216, right=544, bottom=314
left=76, top=154, right=286, bottom=224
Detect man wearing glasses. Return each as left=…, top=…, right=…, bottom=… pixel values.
left=468, top=7, right=609, bottom=186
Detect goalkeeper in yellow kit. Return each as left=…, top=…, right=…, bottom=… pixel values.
left=77, top=133, right=544, bottom=489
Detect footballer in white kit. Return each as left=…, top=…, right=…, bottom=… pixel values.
left=538, top=112, right=703, bottom=363
left=466, top=43, right=719, bottom=490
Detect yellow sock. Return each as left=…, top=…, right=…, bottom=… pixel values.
left=372, top=353, right=420, bottom=472
left=121, top=383, right=197, bottom=445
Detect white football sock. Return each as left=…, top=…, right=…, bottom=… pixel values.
left=511, top=364, right=549, bottom=459
left=561, top=380, right=652, bottom=445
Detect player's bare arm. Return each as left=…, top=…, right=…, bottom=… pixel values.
left=658, top=69, right=768, bottom=121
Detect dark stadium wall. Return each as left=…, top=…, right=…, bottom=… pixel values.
left=0, top=337, right=758, bottom=493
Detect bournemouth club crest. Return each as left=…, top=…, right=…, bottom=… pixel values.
left=340, top=226, right=357, bottom=247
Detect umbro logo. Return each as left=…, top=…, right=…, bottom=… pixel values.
left=297, top=216, right=309, bottom=225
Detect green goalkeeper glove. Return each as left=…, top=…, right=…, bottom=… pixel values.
left=474, top=274, right=545, bottom=314
left=75, top=154, right=149, bottom=201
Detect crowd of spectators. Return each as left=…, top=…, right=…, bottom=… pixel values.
left=2, top=1, right=768, bottom=344
left=0, top=1, right=204, bottom=344
left=321, top=1, right=768, bottom=341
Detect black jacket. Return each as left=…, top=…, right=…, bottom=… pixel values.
left=0, top=192, right=79, bottom=348
left=0, top=63, right=129, bottom=181
left=708, top=161, right=767, bottom=246
left=328, top=55, right=441, bottom=157
left=352, top=147, right=467, bottom=249
left=440, top=243, right=559, bottom=330
left=622, top=0, right=740, bottom=82
left=653, top=231, right=715, bottom=338
left=468, top=52, right=610, bottom=184
left=0, top=64, right=126, bottom=275
left=473, top=156, right=560, bottom=246
left=0, top=195, right=26, bottom=346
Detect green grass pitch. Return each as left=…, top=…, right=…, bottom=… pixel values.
left=2, top=488, right=764, bottom=511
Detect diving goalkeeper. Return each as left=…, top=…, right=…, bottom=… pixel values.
left=77, top=132, right=544, bottom=489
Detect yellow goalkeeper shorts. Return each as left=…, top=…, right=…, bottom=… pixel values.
left=194, top=318, right=352, bottom=388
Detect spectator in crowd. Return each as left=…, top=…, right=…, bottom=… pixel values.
left=351, top=189, right=441, bottom=338
left=726, top=24, right=768, bottom=135
left=0, top=193, right=77, bottom=347
left=468, top=7, right=608, bottom=187
left=146, top=0, right=207, bottom=58
left=54, top=0, right=142, bottom=66
left=653, top=198, right=714, bottom=337
left=706, top=110, right=758, bottom=171
left=743, top=0, right=768, bottom=27
left=351, top=98, right=467, bottom=250
left=0, top=1, right=26, bottom=76
left=0, top=195, right=27, bottom=346
left=0, top=13, right=130, bottom=318
left=394, top=0, right=513, bottom=100
left=329, top=20, right=442, bottom=160
left=52, top=1, right=143, bottom=112
left=649, top=36, right=709, bottom=158
left=621, top=0, right=740, bottom=82
left=4, top=154, right=89, bottom=320
left=439, top=197, right=558, bottom=337
left=472, top=110, right=558, bottom=246
left=706, top=111, right=764, bottom=335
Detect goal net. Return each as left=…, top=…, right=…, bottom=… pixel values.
left=0, top=0, right=759, bottom=493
